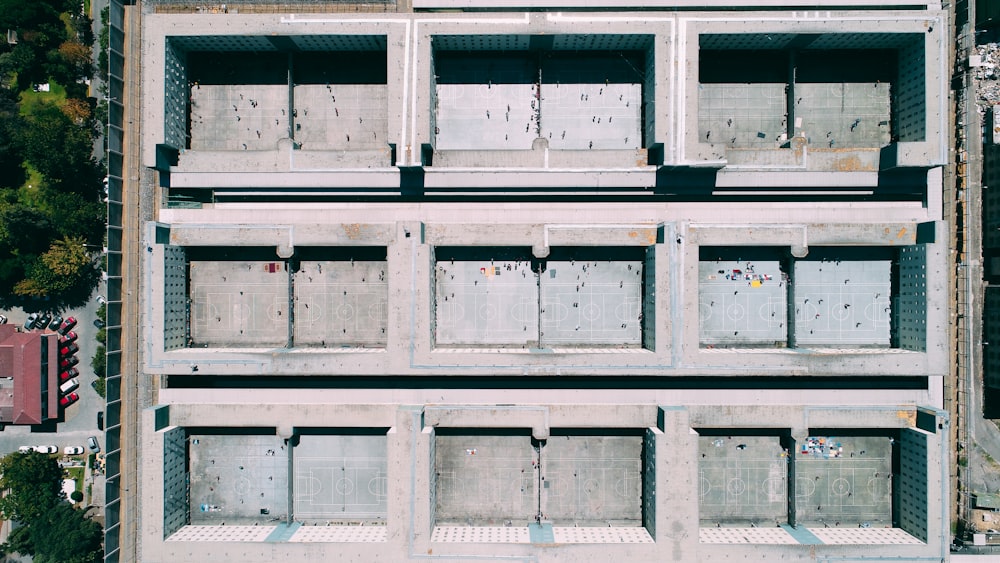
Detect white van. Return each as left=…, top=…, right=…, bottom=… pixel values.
left=59, top=378, right=79, bottom=395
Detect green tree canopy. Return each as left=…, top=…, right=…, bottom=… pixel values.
left=0, top=451, right=63, bottom=523
left=27, top=501, right=104, bottom=563
left=0, top=205, right=54, bottom=256
left=14, top=235, right=96, bottom=299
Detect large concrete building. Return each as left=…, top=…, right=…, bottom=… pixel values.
left=106, top=0, right=952, bottom=561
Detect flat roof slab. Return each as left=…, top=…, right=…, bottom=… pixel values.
left=544, top=434, right=642, bottom=524
left=191, top=85, right=289, bottom=151
left=293, top=261, right=388, bottom=347
left=540, top=260, right=642, bottom=347
left=190, top=261, right=289, bottom=347
left=793, top=260, right=891, bottom=346
left=699, top=260, right=786, bottom=346
left=435, top=434, right=537, bottom=524
left=293, top=434, right=388, bottom=521
left=698, top=436, right=787, bottom=525
left=435, top=261, right=538, bottom=347
left=188, top=433, right=289, bottom=525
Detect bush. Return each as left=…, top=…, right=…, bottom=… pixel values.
left=69, top=490, right=83, bottom=503
left=91, top=377, right=104, bottom=399
left=90, top=345, right=105, bottom=378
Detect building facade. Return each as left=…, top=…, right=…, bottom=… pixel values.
left=111, top=0, right=951, bottom=561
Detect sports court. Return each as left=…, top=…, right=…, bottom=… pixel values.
left=293, top=434, right=388, bottom=522
left=188, top=433, right=289, bottom=525
left=434, top=258, right=643, bottom=348
left=699, top=260, right=786, bottom=347
left=292, top=260, right=388, bottom=347
left=433, top=46, right=646, bottom=152
left=433, top=431, right=644, bottom=526
left=698, top=435, right=788, bottom=526
left=190, top=260, right=289, bottom=347
left=793, top=435, right=893, bottom=527
left=793, top=260, right=891, bottom=346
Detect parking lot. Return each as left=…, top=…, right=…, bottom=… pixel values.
left=0, top=284, right=106, bottom=455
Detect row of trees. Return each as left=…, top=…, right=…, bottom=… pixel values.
left=0, top=0, right=106, bottom=310
left=0, top=451, right=103, bottom=563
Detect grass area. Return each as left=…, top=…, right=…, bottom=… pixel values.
left=18, top=164, right=47, bottom=204
left=66, top=466, right=85, bottom=494
left=18, top=83, right=68, bottom=117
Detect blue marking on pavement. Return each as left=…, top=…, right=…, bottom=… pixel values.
left=265, top=522, right=301, bottom=542
left=529, top=522, right=555, bottom=543
left=781, top=524, right=824, bottom=545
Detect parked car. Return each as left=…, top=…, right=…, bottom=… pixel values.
left=59, top=368, right=79, bottom=382
left=59, top=343, right=79, bottom=357
left=59, top=378, right=79, bottom=395
left=64, top=446, right=84, bottom=455
left=57, top=317, right=77, bottom=335
left=97, top=411, right=104, bottom=431
left=17, top=446, right=32, bottom=454
left=24, top=313, right=39, bottom=330
left=47, top=315, right=63, bottom=331
left=59, top=356, right=80, bottom=369
left=35, top=313, right=51, bottom=330
left=59, top=331, right=78, bottom=345
left=34, top=445, right=57, bottom=454
left=59, top=392, right=79, bottom=407
left=0, top=314, right=6, bottom=324
left=86, top=436, right=100, bottom=453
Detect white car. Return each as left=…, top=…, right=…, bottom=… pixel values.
left=34, top=445, right=57, bottom=454
left=63, top=446, right=84, bottom=455
left=59, top=378, right=79, bottom=395
left=17, top=446, right=32, bottom=454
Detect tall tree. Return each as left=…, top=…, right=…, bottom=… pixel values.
left=0, top=451, right=63, bottom=523
left=21, top=501, right=103, bottom=563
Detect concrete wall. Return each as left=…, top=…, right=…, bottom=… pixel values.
left=898, top=427, right=930, bottom=541
left=642, top=426, right=658, bottom=536
left=642, top=245, right=656, bottom=351
left=986, top=287, right=1000, bottom=390
left=898, top=244, right=929, bottom=352
left=163, top=41, right=187, bottom=151
left=895, top=36, right=928, bottom=143
left=162, top=426, right=188, bottom=537
left=162, top=245, right=188, bottom=351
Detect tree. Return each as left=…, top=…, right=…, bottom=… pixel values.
left=13, top=236, right=96, bottom=299
left=14, top=501, right=103, bottom=563
left=0, top=451, right=64, bottom=523
left=0, top=205, right=54, bottom=256
left=69, top=490, right=83, bottom=503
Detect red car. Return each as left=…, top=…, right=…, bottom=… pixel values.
left=57, top=317, right=77, bottom=336
left=59, top=344, right=79, bottom=357
left=59, top=368, right=79, bottom=382
left=59, top=331, right=77, bottom=345
left=59, top=392, right=79, bottom=408
left=59, top=356, right=80, bottom=369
